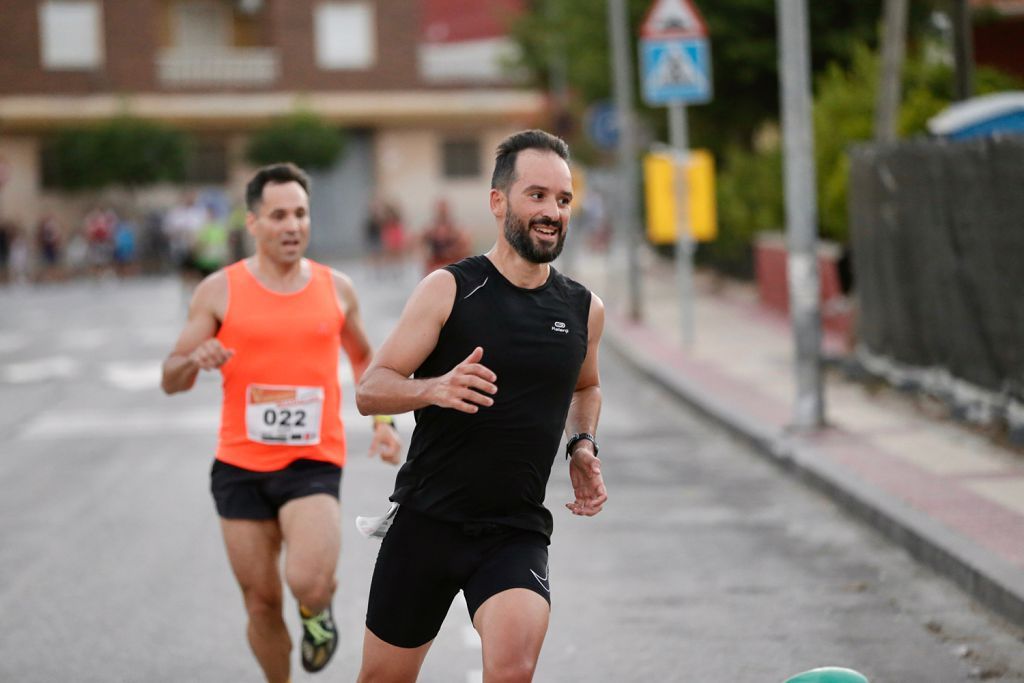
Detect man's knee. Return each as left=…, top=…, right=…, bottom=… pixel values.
left=483, top=655, right=538, bottom=683
left=287, top=566, right=335, bottom=611
left=241, top=584, right=283, bottom=622
left=357, top=628, right=428, bottom=683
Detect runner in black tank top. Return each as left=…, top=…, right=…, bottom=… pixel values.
left=354, top=130, right=607, bottom=682
left=392, top=254, right=591, bottom=538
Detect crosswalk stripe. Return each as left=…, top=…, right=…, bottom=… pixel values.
left=19, top=408, right=220, bottom=440
left=1, top=356, right=79, bottom=383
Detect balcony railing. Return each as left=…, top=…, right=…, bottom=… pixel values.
left=157, top=48, right=279, bottom=86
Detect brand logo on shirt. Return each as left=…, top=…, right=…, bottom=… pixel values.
left=551, top=321, right=569, bottom=334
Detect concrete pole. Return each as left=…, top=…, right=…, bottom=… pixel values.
left=776, top=0, right=825, bottom=429
left=875, top=0, right=909, bottom=142
left=668, top=103, right=695, bottom=347
left=607, top=0, right=644, bottom=322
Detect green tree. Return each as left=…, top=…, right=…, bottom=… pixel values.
left=702, top=143, right=784, bottom=277
left=246, top=111, right=346, bottom=171
left=510, top=0, right=921, bottom=154
left=50, top=117, right=187, bottom=190
left=814, top=45, right=1023, bottom=242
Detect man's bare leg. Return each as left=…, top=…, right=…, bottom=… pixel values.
left=474, top=589, right=549, bottom=683
left=221, top=518, right=290, bottom=683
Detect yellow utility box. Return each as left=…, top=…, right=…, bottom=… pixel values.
left=644, top=149, right=717, bottom=244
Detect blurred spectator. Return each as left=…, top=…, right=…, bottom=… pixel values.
left=365, top=198, right=386, bottom=271
left=9, top=226, right=31, bottom=285
left=65, top=228, right=88, bottom=278
left=83, top=207, right=116, bottom=278
left=421, top=198, right=470, bottom=275
left=227, top=204, right=248, bottom=264
left=35, top=213, right=63, bottom=281
left=191, top=206, right=229, bottom=278
left=0, top=219, right=12, bottom=283
left=163, top=192, right=206, bottom=274
left=113, top=217, right=138, bottom=278
left=382, top=203, right=406, bottom=257
left=379, top=202, right=408, bottom=277
left=577, top=189, right=609, bottom=252
left=139, top=209, right=170, bottom=274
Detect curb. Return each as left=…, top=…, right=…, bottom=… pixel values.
left=604, top=322, right=1024, bottom=630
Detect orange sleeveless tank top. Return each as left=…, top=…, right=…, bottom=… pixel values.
left=215, top=260, right=347, bottom=471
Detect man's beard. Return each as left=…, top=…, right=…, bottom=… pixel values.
left=504, top=211, right=566, bottom=264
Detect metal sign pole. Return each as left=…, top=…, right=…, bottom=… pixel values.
left=776, top=0, right=825, bottom=429
left=640, top=0, right=711, bottom=344
left=608, top=0, right=644, bottom=322
left=668, top=103, right=695, bottom=347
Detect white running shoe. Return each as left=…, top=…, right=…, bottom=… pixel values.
left=355, top=502, right=400, bottom=539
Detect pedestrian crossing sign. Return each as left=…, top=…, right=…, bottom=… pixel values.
left=640, top=37, right=712, bottom=106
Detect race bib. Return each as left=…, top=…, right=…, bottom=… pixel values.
left=245, top=384, right=323, bottom=446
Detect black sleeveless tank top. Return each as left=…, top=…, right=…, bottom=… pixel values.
left=390, top=255, right=592, bottom=539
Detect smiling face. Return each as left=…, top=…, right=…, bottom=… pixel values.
left=495, top=149, right=573, bottom=264
left=246, top=180, right=310, bottom=265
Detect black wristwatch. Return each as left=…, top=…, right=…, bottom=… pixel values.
left=565, top=432, right=598, bottom=460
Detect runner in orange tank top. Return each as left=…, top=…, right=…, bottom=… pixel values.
left=161, top=163, right=401, bottom=683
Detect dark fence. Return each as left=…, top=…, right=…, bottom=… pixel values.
left=848, top=136, right=1024, bottom=429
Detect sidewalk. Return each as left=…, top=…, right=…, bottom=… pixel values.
left=574, top=250, right=1024, bottom=629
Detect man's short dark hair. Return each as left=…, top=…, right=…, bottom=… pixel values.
left=246, top=162, right=311, bottom=211
left=490, top=129, right=570, bottom=192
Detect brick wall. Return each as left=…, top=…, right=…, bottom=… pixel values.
left=0, top=0, right=473, bottom=95
left=0, top=0, right=160, bottom=94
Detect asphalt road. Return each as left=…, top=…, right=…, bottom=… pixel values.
left=1, top=263, right=1023, bottom=682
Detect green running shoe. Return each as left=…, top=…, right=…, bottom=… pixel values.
left=299, top=605, right=338, bottom=673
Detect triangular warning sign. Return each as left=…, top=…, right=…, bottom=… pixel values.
left=647, top=43, right=706, bottom=91
left=641, top=0, right=706, bottom=38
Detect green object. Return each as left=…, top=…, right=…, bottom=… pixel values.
left=784, top=667, right=869, bottom=683
left=49, top=117, right=187, bottom=190
left=246, top=110, right=346, bottom=171
left=192, top=220, right=229, bottom=272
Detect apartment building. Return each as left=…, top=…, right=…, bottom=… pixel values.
left=0, top=0, right=546, bottom=252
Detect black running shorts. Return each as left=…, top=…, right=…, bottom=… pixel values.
left=210, top=458, right=342, bottom=520
left=365, top=507, right=551, bottom=648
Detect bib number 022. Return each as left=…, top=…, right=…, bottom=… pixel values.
left=263, top=408, right=307, bottom=428
left=246, top=384, right=324, bottom=446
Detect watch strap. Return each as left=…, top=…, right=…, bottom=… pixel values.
left=565, top=432, right=598, bottom=460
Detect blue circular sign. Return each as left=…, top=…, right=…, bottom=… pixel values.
left=585, top=102, right=620, bottom=150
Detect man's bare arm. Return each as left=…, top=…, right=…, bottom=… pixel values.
left=161, top=273, right=231, bottom=394
left=333, top=270, right=374, bottom=384
left=565, top=293, right=605, bottom=445
left=356, top=270, right=497, bottom=416
left=565, top=293, right=607, bottom=516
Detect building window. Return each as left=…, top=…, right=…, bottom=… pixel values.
left=170, top=1, right=232, bottom=50
left=39, top=1, right=104, bottom=70
left=441, top=139, right=481, bottom=179
left=314, top=2, right=375, bottom=70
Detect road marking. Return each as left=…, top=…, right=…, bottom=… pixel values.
left=1, top=356, right=80, bottom=383
left=19, top=408, right=220, bottom=439
left=57, top=329, right=110, bottom=350
left=103, top=361, right=163, bottom=392
left=133, top=325, right=181, bottom=348
left=0, top=332, right=30, bottom=354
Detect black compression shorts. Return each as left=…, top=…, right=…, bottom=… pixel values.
left=365, top=507, right=551, bottom=648
left=210, top=458, right=342, bottom=520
